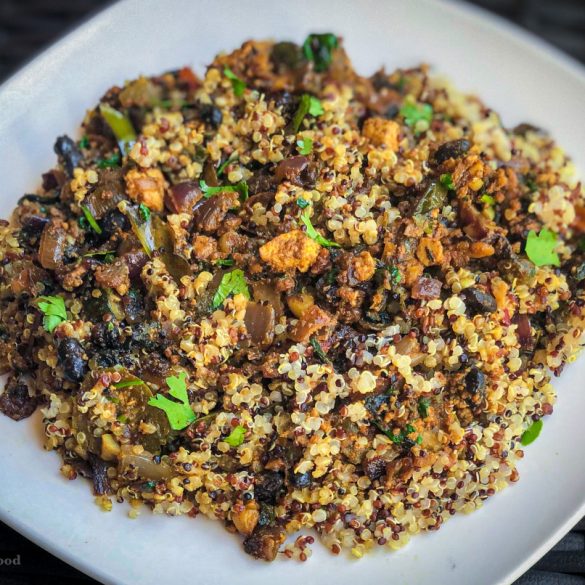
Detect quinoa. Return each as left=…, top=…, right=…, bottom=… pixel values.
left=0, top=35, right=584, bottom=562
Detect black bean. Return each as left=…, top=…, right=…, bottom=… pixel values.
left=461, top=287, right=497, bottom=316
left=58, top=338, right=88, bottom=383
left=363, top=456, right=387, bottom=481
left=255, top=471, right=284, bottom=504
left=92, top=323, right=120, bottom=349
left=199, top=104, right=222, bottom=129
left=54, top=135, right=84, bottom=177
left=291, top=472, right=312, bottom=488
left=465, top=367, right=486, bottom=395
left=434, top=139, right=471, bottom=164
left=0, top=376, right=37, bottom=421
left=100, top=210, right=129, bottom=239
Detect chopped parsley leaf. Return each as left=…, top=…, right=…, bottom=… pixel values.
left=37, top=295, right=67, bottom=332
left=525, top=229, right=560, bottom=267
left=223, top=67, right=246, bottom=97
left=148, top=372, right=197, bottom=431
left=520, top=419, right=543, bottom=446
left=225, top=425, right=246, bottom=447
left=113, top=379, right=144, bottom=389
left=387, top=265, right=402, bottom=284
left=79, top=135, right=89, bottom=149
left=399, top=101, right=433, bottom=134
left=199, top=180, right=249, bottom=201
left=292, top=94, right=324, bottom=133
left=418, top=397, right=430, bottom=419
left=300, top=208, right=340, bottom=248
left=439, top=173, right=455, bottom=190
left=297, top=137, right=313, bottom=155
left=302, top=33, right=339, bottom=72
left=138, top=203, right=151, bottom=222
left=217, top=152, right=239, bottom=177
left=212, top=269, right=250, bottom=309
left=97, top=153, right=121, bottom=169
left=309, top=337, right=329, bottom=363
left=215, top=258, right=235, bottom=267
left=81, top=205, right=102, bottom=235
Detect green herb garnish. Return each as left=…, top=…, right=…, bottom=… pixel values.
left=309, top=337, right=329, bottom=363
left=297, top=137, right=313, bottom=155
left=300, top=208, right=340, bottom=248
left=148, top=371, right=197, bottom=431
left=215, top=258, right=235, bottom=267
left=418, top=397, right=430, bottom=419
left=520, top=419, right=543, bottom=446
left=138, top=203, right=151, bottom=222
left=81, top=205, right=102, bottom=234
left=79, top=135, right=89, bottom=149
left=99, top=104, right=137, bottom=155
left=481, top=194, right=495, bottom=206
left=387, top=265, right=402, bottom=284
left=217, top=152, right=239, bottom=177
left=37, top=295, right=67, bottom=332
left=223, top=67, right=246, bottom=97
left=296, top=197, right=310, bottom=209
left=113, top=379, right=145, bottom=389
left=440, top=173, right=455, bottom=190
left=302, top=33, right=339, bottom=72
left=525, top=229, right=560, bottom=267
left=292, top=94, right=324, bottom=133
left=212, top=269, right=250, bottom=309
left=224, top=425, right=246, bottom=447
left=399, top=101, right=433, bottom=134
left=199, top=180, right=249, bottom=201
left=97, top=152, right=121, bottom=169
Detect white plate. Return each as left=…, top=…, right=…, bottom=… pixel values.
left=0, top=1, right=584, bottom=584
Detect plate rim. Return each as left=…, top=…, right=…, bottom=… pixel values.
left=0, top=1, right=584, bottom=584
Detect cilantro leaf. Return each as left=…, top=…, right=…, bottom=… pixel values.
left=520, top=419, right=543, bottom=446
left=113, top=379, right=144, bottom=389
left=147, top=371, right=196, bottom=430
left=37, top=295, right=67, bottom=332
left=300, top=208, right=340, bottom=248
left=199, top=180, right=249, bottom=201
left=97, top=152, right=121, bottom=169
left=309, top=337, right=329, bottom=363
left=223, top=67, right=246, bottom=97
left=297, top=137, right=313, bottom=155
left=418, top=397, right=430, bottom=419
left=224, top=424, right=246, bottom=447
left=212, top=269, right=250, bottom=309
left=292, top=94, right=324, bottom=133
left=399, top=101, right=433, bottom=134
left=525, top=229, right=560, bottom=267
left=217, top=152, right=239, bottom=177
left=302, top=33, right=339, bottom=72
left=138, top=203, right=151, bottom=222
left=81, top=205, right=102, bottom=234
left=439, top=173, right=455, bottom=190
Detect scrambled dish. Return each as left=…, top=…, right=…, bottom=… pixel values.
left=0, top=35, right=584, bottom=561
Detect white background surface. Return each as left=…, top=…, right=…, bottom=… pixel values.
left=0, top=1, right=584, bottom=584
